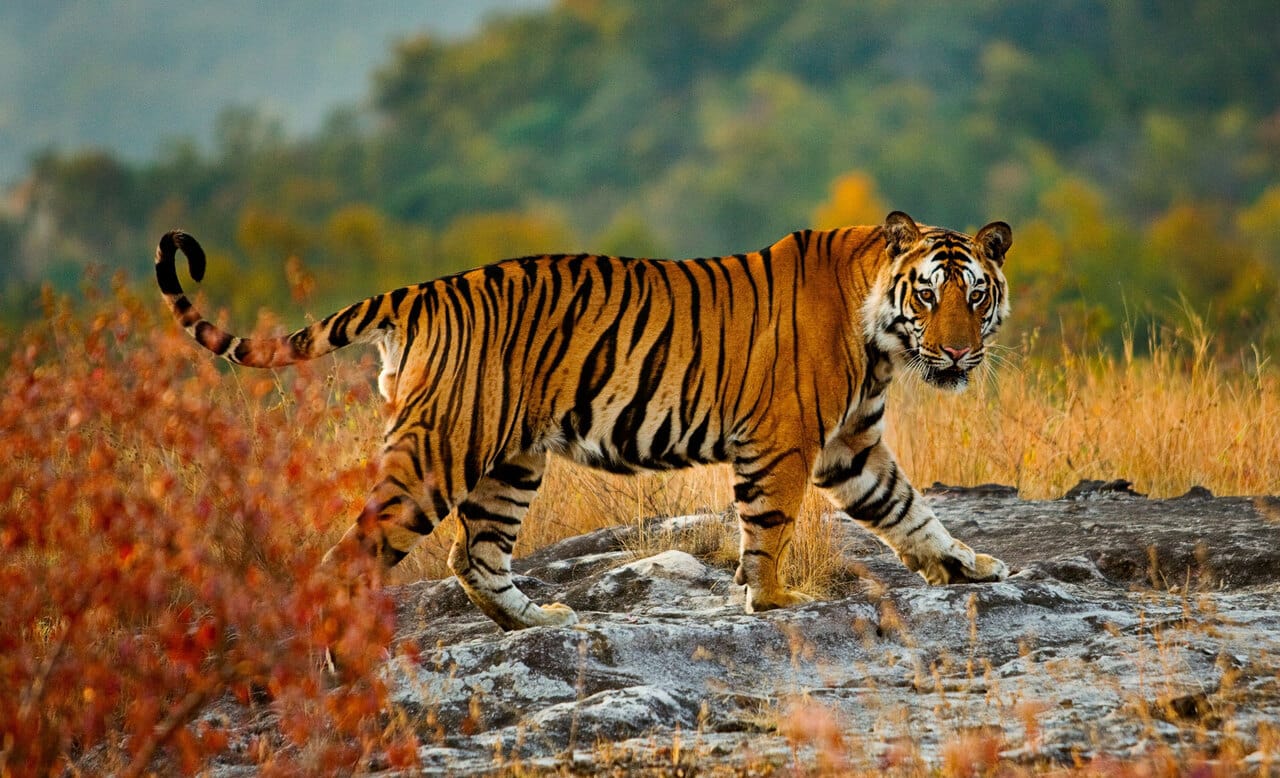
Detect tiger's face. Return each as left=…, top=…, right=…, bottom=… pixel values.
left=866, top=211, right=1012, bottom=391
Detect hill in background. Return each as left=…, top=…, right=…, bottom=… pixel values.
left=3, top=1, right=1279, bottom=356
left=0, top=0, right=547, bottom=184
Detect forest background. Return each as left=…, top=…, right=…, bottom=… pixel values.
left=3, top=0, right=1280, bottom=360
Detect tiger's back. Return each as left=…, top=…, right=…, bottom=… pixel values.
left=156, top=212, right=1012, bottom=631
left=393, top=229, right=875, bottom=480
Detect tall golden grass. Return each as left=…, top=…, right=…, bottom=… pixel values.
left=891, top=328, right=1279, bottom=501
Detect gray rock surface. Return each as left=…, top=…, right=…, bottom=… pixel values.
left=378, top=483, right=1280, bottom=773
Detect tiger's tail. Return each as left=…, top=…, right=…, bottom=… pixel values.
left=155, top=230, right=396, bottom=368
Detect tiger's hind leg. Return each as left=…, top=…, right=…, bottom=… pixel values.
left=448, top=453, right=577, bottom=630
left=731, top=450, right=815, bottom=613
left=322, top=431, right=451, bottom=572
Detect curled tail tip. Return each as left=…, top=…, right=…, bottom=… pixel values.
left=156, top=229, right=207, bottom=286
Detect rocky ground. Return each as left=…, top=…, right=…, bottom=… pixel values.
left=350, top=481, right=1280, bottom=774
left=196, top=481, right=1280, bottom=774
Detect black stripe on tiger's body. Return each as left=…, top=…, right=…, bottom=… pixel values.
left=155, top=210, right=1013, bottom=630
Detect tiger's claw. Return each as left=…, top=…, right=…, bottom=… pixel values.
left=745, top=586, right=815, bottom=613
left=904, top=542, right=1009, bottom=585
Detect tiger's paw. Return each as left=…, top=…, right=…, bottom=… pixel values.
left=524, top=601, right=580, bottom=628
left=904, top=542, right=1009, bottom=585
left=745, top=586, right=815, bottom=614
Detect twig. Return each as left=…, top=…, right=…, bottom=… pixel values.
left=120, top=685, right=212, bottom=778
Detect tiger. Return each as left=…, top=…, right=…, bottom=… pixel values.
left=155, top=210, right=1012, bottom=631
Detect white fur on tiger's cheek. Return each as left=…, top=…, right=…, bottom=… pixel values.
left=862, top=287, right=911, bottom=363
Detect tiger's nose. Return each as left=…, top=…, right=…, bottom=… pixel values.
left=942, top=345, right=971, bottom=362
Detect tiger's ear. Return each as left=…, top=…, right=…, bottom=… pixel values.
left=975, top=221, right=1013, bottom=266
left=883, top=211, right=921, bottom=256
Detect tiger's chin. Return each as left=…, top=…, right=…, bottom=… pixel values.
left=921, top=365, right=971, bottom=392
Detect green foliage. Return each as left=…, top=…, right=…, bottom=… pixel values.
left=4, top=0, right=1279, bottom=356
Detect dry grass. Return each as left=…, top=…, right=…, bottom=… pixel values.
left=891, top=332, right=1279, bottom=500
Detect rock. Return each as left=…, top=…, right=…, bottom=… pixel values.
left=231, top=488, right=1280, bottom=773
left=926, top=482, right=1020, bottom=499
left=1177, top=485, right=1215, bottom=500
left=524, top=685, right=702, bottom=743
left=1061, top=478, right=1146, bottom=500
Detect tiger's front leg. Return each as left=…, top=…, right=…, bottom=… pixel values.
left=731, top=450, right=815, bottom=613
left=814, top=434, right=1008, bottom=585
left=448, top=454, right=579, bottom=631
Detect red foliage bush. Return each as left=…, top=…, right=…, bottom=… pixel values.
left=0, top=282, right=413, bottom=775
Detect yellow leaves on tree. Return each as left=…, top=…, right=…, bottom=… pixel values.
left=1237, top=184, right=1280, bottom=260
left=439, top=210, right=575, bottom=268
left=810, top=171, right=887, bottom=230
left=325, top=204, right=389, bottom=262
left=1148, top=203, right=1277, bottom=327
left=236, top=207, right=310, bottom=261
left=320, top=205, right=439, bottom=293
left=1001, top=218, right=1064, bottom=321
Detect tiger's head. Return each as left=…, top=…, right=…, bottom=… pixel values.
left=865, top=211, right=1012, bottom=391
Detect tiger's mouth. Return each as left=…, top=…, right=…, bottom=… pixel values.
left=920, top=364, right=970, bottom=390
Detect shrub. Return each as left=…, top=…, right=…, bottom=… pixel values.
left=0, top=283, right=405, bottom=775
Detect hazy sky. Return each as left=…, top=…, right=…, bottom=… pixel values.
left=0, top=0, right=549, bottom=184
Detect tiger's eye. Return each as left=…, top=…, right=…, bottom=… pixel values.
left=969, top=289, right=986, bottom=305
left=916, top=289, right=935, bottom=305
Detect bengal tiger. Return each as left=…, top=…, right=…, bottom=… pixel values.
left=155, top=211, right=1012, bottom=630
